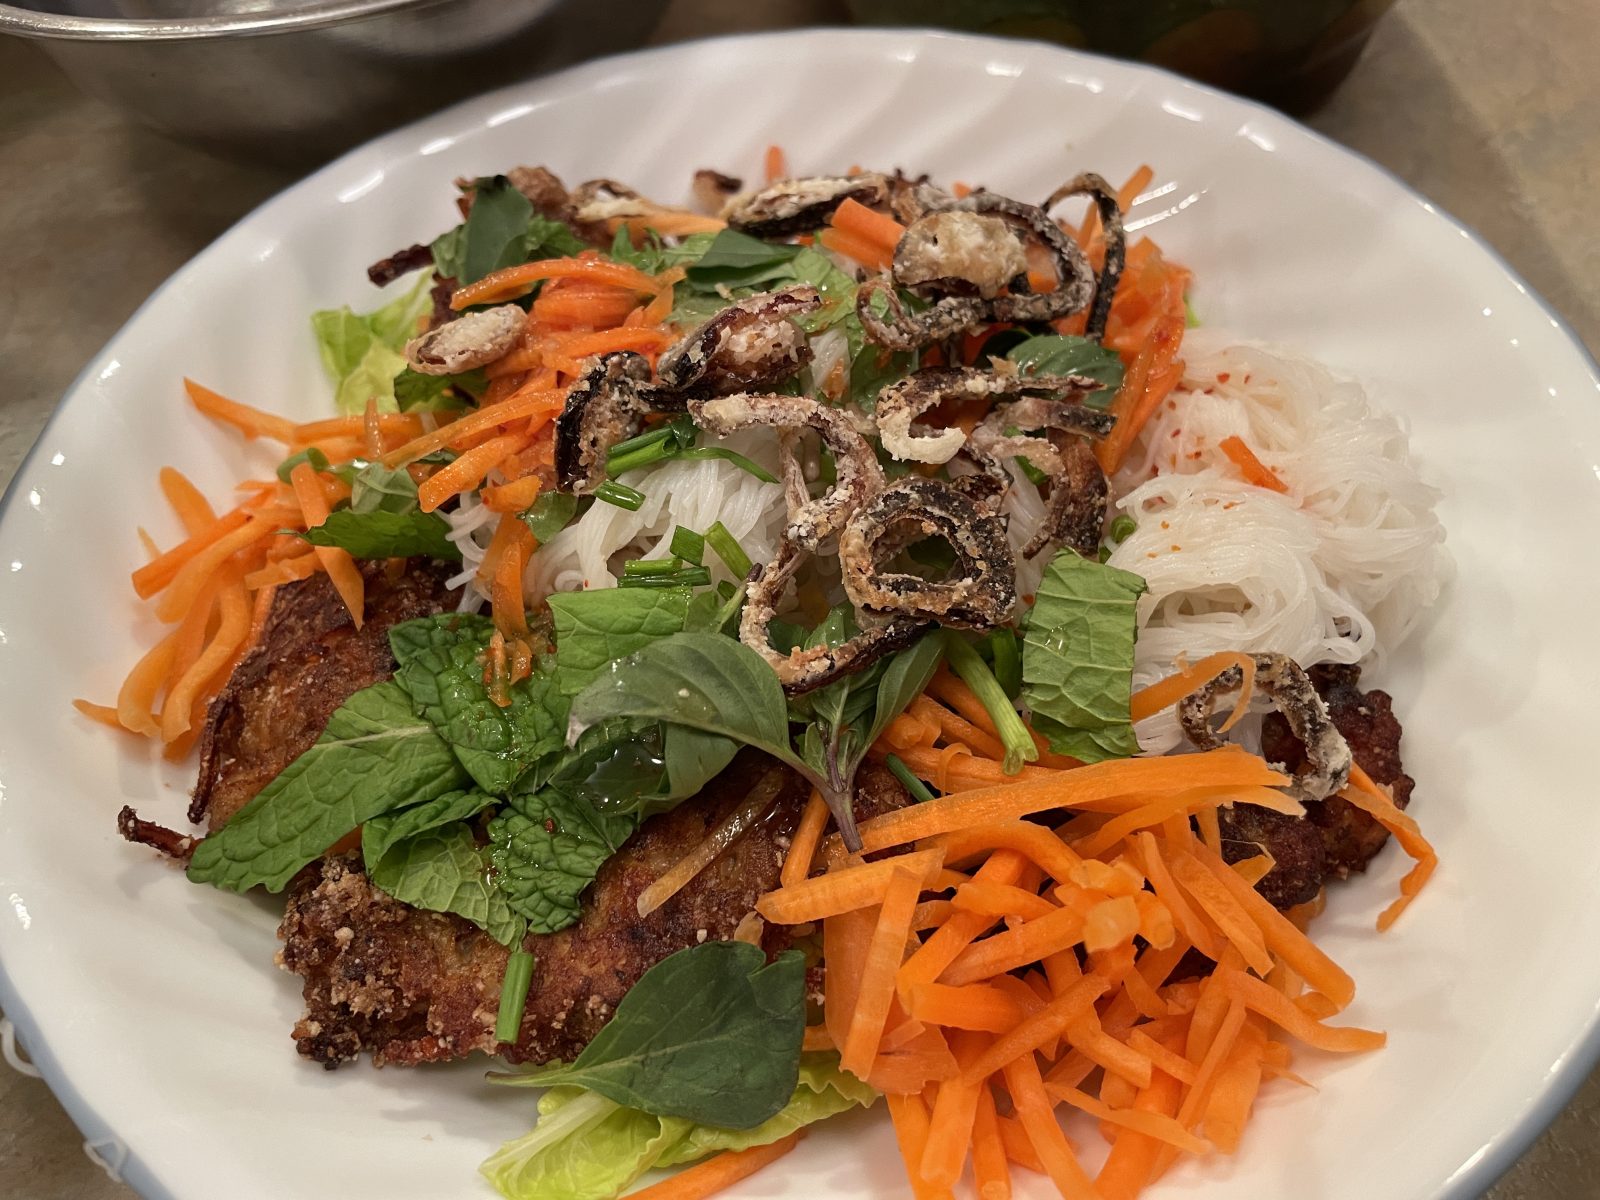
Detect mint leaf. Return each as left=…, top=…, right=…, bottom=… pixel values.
left=390, top=614, right=567, bottom=795
left=303, top=509, right=459, bottom=561
left=1021, top=551, right=1148, bottom=762
left=610, top=228, right=718, bottom=275
left=367, top=820, right=526, bottom=948
left=187, top=681, right=469, bottom=892
left=1006, top=334, right=1125, bottom=408
left=311, top=271, right=431, bottom=414
left=430, top=178, right=585, bottom=286
left=548, top=588, right=697, bottom=697
left=498, top=942, right=805, bottom=1128
left=488, top=788, right=639, bottom=933
left=361, top=787, right=493, bottom=864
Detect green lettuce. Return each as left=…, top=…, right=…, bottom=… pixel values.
left=311, top=270, right=432, bottom=415
left=480, top=1056, right=875, bottom=1200
left=1021, top=550, right=1148, bottom=762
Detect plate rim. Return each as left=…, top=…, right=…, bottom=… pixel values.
left=2, top=25, right=1597, bottom=1200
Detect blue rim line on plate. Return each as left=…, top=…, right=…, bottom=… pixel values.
left=1, top=27, right=1596, bottom=1200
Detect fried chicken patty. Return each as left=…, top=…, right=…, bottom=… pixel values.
left=190, top=560, right=461, bottom=830
left=280, top=757, right=910, bottom=1068
left=1221, top=662, right=1415, bottom=907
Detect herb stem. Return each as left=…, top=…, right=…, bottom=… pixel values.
left=985, top=628, right=1022, bottom=700
left=941, top=631, right=1038, bottom=776
left=884, top=754, right=937, bottom=803
left=495, top=950, right=536, bottom=1045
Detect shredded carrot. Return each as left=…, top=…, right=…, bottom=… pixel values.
left=1001, top=1054, right=1097, bottom=1199
left=381, top=386, right=564, bottom=467
left=840, top=866, right=924, bottom=1078
left=184, top=378, right=296, bottom=442
left=961, top=976, right=1108, bottom=1080
left=490, top=519, right=534, bottom=641
left=626, top=1132, right=802, bottom=1200
left=1341, top=763, right=1438, bottom=930
left=1218, top=434, right=1288, bottom=493
left=781, top=788, right=830, bottom=889
left=417, top=432, right=524, bottom=513
left=908, top=982, right=1026, bottom=1033
left=131, top=507, right=250, bottom=600
left=451, top=257, right=663, bottom=309
left=158, top=467, right=217, bottom=534
left=921, top=1034, right=987, bottom=1186
left=1094, top=313, right=1185, bottom=475
left=759, top=847, right=943, bottom=925
left=764, top=144, right=788, bottom=185
left=886, top=1093, right=949, bottom=1200
left=1164, top=847, right=1274, bottom=976
left=830, top=198, right=906, bottom=257
left=1222, top=971, right=1384, bottom=1052
left=72, top=699, right=126, bottom=730
left=152, top=513, right=281, bottom=623
left=802, top=1025, right=835, bottom=1053
left=845, top=749, right=1288, bottom=855
left=480, top=474, right=544, bottom=515
left=950, top=880, right=1057, bottom=922
left=160, top=569, right=250, bottom=741
left=289, top=462, right=363, bottom=628
left=931, top=821, right=1083, bottom=882
left=1047, top=1083, right=1210, bottom=1155
left=971, top=1085, right=1011, bottom=1200
left=1095, top=1063, right=1183, bottom=1200
left=824, top=905, right=875, bottom=1055
left=817, top=226, right=895, bottom=272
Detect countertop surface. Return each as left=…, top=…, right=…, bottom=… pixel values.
left=1, top=0, right=1596, bottom=1197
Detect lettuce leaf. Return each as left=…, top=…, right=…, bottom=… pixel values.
left=479, top=1057, right=875, bottom=1200
left=1020, top=550, right=1148, bottom=762
left=311, top=271, right=432, bottom=414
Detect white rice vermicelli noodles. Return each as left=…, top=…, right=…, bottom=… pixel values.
left=527, top=427, right=787, bottom=598
left=1105, top=331, right=1449, bottom=750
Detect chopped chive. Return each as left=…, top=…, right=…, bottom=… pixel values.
left=595, top=480, right=645, bottom=511
left=941, top=630, right=1038, bottom=776
left=669, top=525, right=705, bottom=565
left=495, top=950, right=535, bottom=1044
left=704, top=521, right=752, bottom=579
left=1003, top=427, right=1050, bottom=486
left=1108, top=514, right=1137, bottom=543
left=676, top=447, right=780, bottom=484
left=618, top=566, right=711, bottom=589
left=884, top=754, right=937, bottom=803
left=985, top=628, right=1022, bottom=700
left=622, top=558, right=683, bottom=577
left=606, top=423, right=677, bottom=460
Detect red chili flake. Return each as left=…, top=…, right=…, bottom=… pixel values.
left=544, top=818, right=556, bottom=833
left=1160, top=520, right=1170, bottom=530
left=1170, top=544, right=1181, bottom=552
left=1217, top=372, right=1231, bottom=383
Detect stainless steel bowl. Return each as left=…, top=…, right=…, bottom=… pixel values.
left=0, top=0, right=669, bottom=166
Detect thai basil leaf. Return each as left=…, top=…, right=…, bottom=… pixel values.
left=488, top=788, right=639, bottom=934
left=348, top=461, right=422, bottom=515
left=496, top=941, right=805, bottom=1128
left=390, top=614, right=567, bottom=794
left=302, top=509, right=459, bottom=561
left=187, top=681, right=469, bottom=892
left=566, top=632, right=800, bottom=776
left=311, top=271, right=432, bottom=414
left=1006, top=334, right=1125, bottom=408
left=683, top=230, right=803, bottom=289
left=520, top=492, right=579, bottom=543
left=392, top=367, right=476, bottom=413
left=1021, top=550, right=1148, bottom=762
left=862, top=631, right=944, bottom=751
left=367, top=820, right=525, bottom=948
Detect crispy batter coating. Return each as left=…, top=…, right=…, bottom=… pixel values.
left=190, top=561, right=460, bottom=830
left=279, top=757, right=911, bottom=1068
left=1222, top=662, right=1415, bottom=906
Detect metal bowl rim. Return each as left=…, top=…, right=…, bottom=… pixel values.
left=0, top=0, right=450, bottom=41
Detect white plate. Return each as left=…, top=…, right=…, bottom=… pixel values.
left=3, top=27, right=1599, bottom=1200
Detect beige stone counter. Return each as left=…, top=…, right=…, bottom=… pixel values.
left=0, top=0, right=1595, bottom=1196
